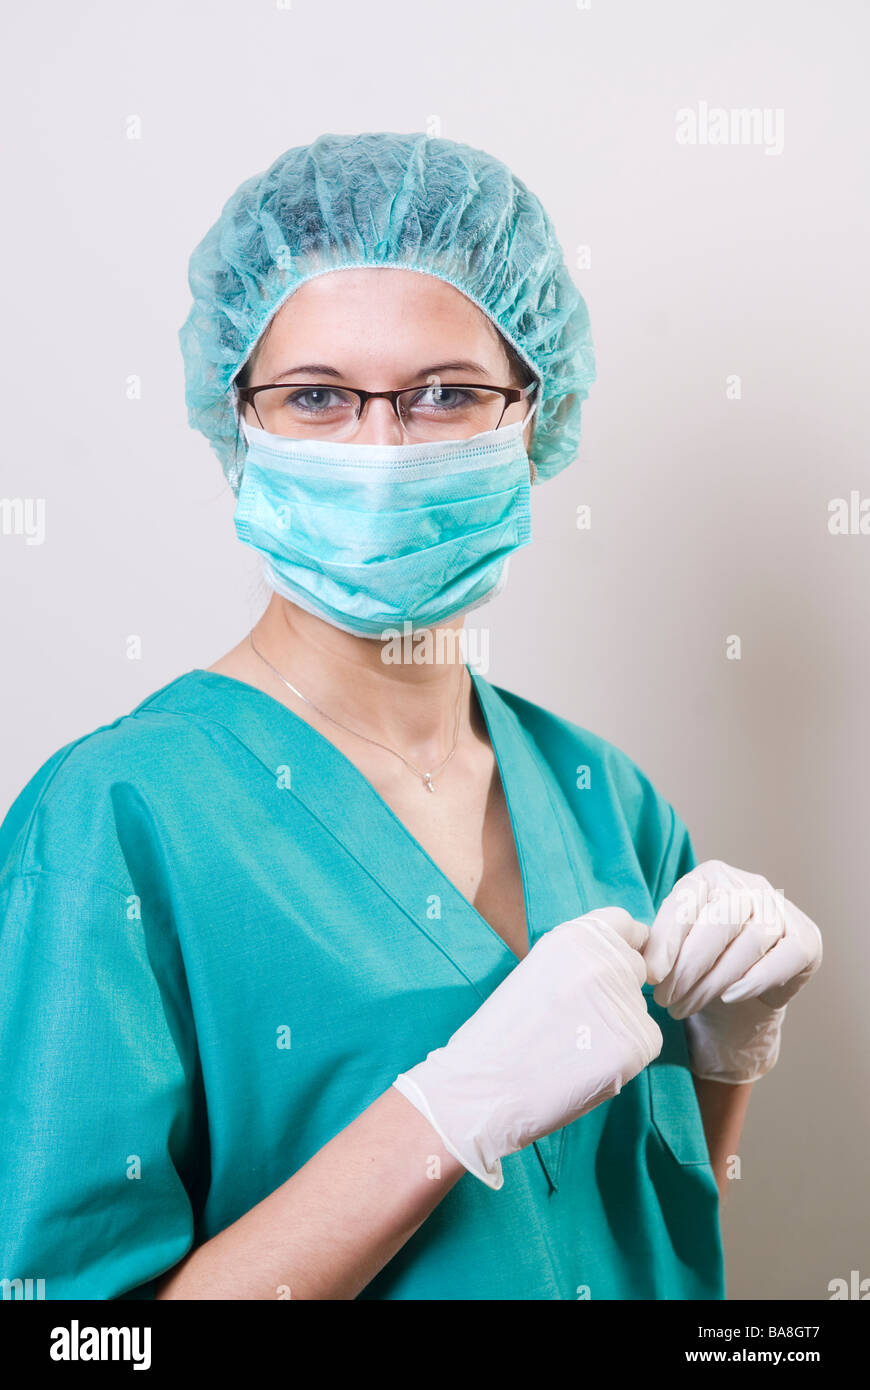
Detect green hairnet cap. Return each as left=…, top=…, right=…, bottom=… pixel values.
left=179, top=132, right=595, bottom=492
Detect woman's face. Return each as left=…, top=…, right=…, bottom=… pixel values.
left=239, top=268, right=536, bottom=458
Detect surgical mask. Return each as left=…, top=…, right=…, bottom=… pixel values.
left=233, top=407, right=536, bottom=638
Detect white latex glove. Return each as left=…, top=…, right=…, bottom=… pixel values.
left=643, top=860, right=823, bottom=1084
left=392, top=907, right=663, bottom=1190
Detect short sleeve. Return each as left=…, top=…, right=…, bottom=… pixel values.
left=0, top=871, right=200, bottom=1299
left=649, top=805, right=699, bottom=914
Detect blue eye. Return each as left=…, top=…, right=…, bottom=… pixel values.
left=410, top=386, right=480, bottom=413
left=284, top=387, right=355, bottom=415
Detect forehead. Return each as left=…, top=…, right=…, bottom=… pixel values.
left=253, top=268, right=509, bottom=360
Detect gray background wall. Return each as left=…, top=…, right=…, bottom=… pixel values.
left=2, top=0, right=867, bottom=1299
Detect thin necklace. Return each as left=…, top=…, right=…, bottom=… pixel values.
left=247, top=631, right=466, bottom=793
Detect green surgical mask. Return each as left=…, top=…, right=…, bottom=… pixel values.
left=233, top=410, right=536, bottom=638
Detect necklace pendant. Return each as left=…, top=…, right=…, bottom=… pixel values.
left=422, top=772, right=435, bottom=793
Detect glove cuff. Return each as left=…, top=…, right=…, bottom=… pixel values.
left=684, top=996, right=788, bottom=1084
left=391, top=1070, right=505, bottom=1191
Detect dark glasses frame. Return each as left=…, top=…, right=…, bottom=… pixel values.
left=236, top=380, right=538, bottom=431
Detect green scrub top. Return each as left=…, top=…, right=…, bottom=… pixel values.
left=0, top=668, right=725, bottom=1301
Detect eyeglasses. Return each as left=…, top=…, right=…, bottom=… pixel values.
left=236, top=380, right=538, bottom=442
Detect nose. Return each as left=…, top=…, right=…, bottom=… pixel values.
left=352, top=396, right=405, bottom=445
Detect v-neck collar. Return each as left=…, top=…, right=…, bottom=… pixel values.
left=141, top=664, right=590, bottom=1190
left=141, top=666, right=588, bottom=994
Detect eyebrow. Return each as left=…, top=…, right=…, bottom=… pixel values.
left=267, top=359, right=493, bottom=384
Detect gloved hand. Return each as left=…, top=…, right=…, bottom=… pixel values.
left=392, top=907, right=662, bottom=1190
left=643, top=860, right=823, bottom=1085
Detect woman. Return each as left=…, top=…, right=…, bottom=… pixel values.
left=0, top=132, right=822, bottom=1301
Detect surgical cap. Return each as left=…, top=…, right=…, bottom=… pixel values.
left=179, top=132, right=595, bottom=492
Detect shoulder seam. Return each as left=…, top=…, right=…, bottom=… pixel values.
left=9, top=734, right=110, bottom=880
left=2, top=867, right=134, bottom=904
left=8, top=700, right=197, bottom=880
left=125, top=671, right=202, bottom=717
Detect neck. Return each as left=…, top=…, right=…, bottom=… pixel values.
left=249, top=593, right=478, bottom=760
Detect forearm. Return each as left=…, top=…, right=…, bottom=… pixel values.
left=692, top=1075, right=754, bottom=1204
left=154, top=1086, right=464, bottom=1300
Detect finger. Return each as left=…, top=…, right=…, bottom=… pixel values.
left=654, top=889, right=755, bottom=1008
left=571, top=909, right=649, bottom=990
left=584, top=906, right=650, bottom=954
left=667, top=913, right=783, bottom=1018
left=643, top=871, right=712, bottom=985
left=639, top=1011, right=664, bottom=1067
left=720, top=930, right=819, bottom=1007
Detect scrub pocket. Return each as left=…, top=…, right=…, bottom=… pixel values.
left=643, top=983, right=713, bottom=1167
